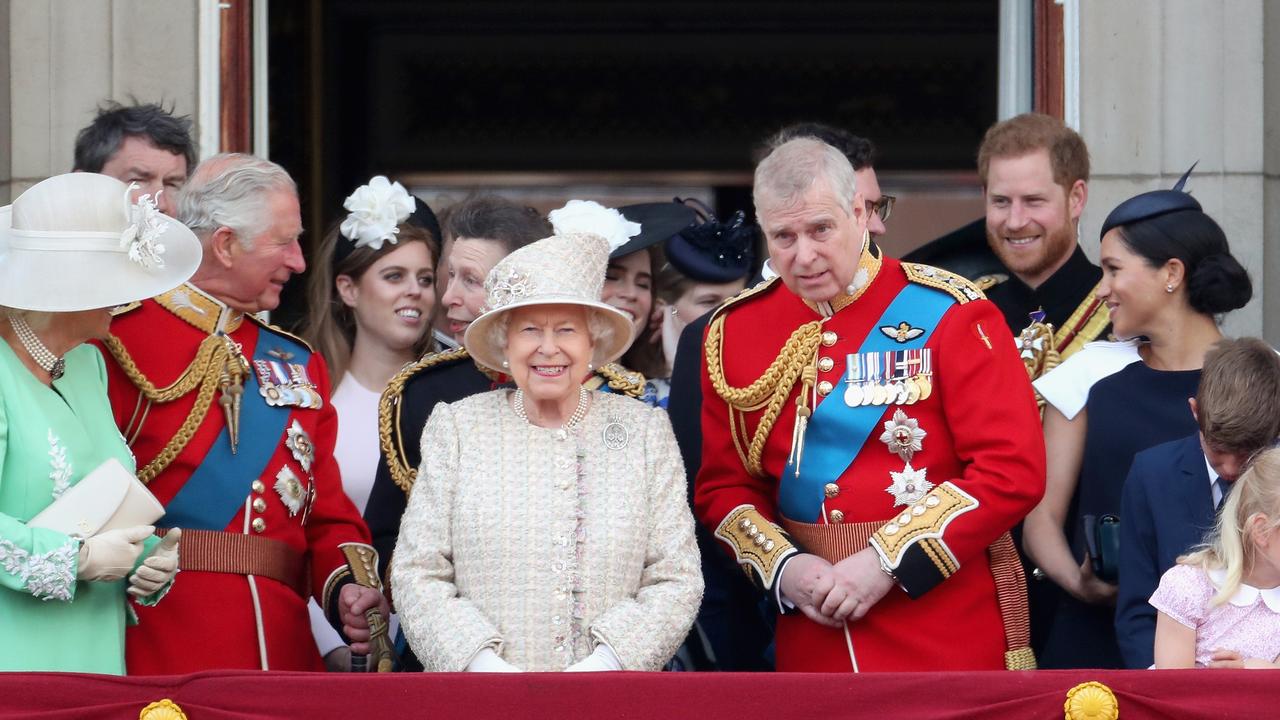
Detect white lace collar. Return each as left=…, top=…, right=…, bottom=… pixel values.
left=1208, top=568, right=1280, bottom=612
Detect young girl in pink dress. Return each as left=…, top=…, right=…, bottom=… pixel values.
left=1151, top=447, right=1280, bottom=668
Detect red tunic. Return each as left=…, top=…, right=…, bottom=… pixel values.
left=695, top=256, right=1045, bottom=672
left=100, top=286, right=371, bottom=673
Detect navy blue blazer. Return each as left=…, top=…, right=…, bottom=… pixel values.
left=1115, top=433, right=1216, bottom=668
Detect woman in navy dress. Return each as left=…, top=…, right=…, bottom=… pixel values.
left=1025, top=179, right=1252, bottom=668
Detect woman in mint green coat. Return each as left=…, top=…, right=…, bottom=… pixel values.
left=0, top=173, right=201, bottom=673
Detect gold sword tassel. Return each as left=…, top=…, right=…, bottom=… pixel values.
left=217, top=335, right=248, bottom=453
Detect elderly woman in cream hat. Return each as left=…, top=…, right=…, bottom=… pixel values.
left=386, top=201, right=702, bottom=672
left=0, top=173, right=200, bottom=673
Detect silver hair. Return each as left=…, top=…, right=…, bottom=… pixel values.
left=753, top=137, right=857, bottom=217
left=486, top=305, right=616, bottom=364
left=177, top=152, right=296, bottom=249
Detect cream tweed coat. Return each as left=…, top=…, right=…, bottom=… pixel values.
left=392, top=390, right=702, bottom=671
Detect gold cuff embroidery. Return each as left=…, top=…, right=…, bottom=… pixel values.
left=869, top=481, right=978, bottom=576
left=714, top=505, right=797, bottom=589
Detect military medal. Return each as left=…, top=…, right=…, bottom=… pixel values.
left=843, top=353, right=865, bottom=407
left=274, top=466, right=305, bottom=516
left=286, top=420, right=315, bottom=473
left=885, top=463, right=934, bottom=507
left=879, top=408, right=926, bottom=462
left=915, top=350, right=933, bottom=401
left=862, top=353, right=882, bottom=406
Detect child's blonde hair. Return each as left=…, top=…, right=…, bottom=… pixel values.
left=1180, top=446, right=1280, bottom=605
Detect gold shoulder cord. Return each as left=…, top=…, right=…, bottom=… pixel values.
left=378, top=347, right=471, bottom=495
left=103, top=333, right=234, bottom=483
left=596, top=362, right=647, bottom=398
left=705, top=316, right=823, bottom=477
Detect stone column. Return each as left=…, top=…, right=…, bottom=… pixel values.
left=1079, top=0, right=1274, bottom=340
left=1, top=0, right=199, bottom=202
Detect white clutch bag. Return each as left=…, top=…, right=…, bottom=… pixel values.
left=27, top=457, right=165, bottom=538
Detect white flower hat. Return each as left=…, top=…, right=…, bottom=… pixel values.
left=463, top=200, right=639, bottom=373
left=0, top=173, right=201, bottom=311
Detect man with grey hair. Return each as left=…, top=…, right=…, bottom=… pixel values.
left=99, top=153, right=392, bottom=673
left=694, top=138, right=1046, bottom=671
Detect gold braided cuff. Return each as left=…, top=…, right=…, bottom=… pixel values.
left=868, top=482, right=978, bottom=599
left=714, top=505, right=798, bottom=591
left=339, top=543, right=384, bottom=591
left=320, top=565, right=352, bottom=619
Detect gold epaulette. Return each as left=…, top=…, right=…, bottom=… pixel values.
left=378, top=346, right=472, bottom=494
left=901, top=263, right=985, bottom=304
left=246, top=314, right=316, bottom=354
left=714, top=505, right=798, bottom=590
left=591, top=362, right=646, bottom=398
left=109, top=300, right=142, bottom=317
left=709, top=275, right=779, bottom=324
left=974, top=273, right=1009, bottom=292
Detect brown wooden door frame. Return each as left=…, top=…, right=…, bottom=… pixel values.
left=220, top=0, right=254, bottom=153
left=1033, top=0, right=1065, bottom=119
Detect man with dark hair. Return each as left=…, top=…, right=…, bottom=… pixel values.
left=667, top=122, right=893, bottom=670
left=74, top=101, right=196, bottom=216
left=1116, top=337, right=1280, bottom=668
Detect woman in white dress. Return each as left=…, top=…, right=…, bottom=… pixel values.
left=301, top=175, right=441, bottom=669
left=388, top=203, right=702, bottom=672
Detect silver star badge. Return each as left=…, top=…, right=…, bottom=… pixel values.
left=285, top=421, right=314, bottom=473
left=879, top=409, right=926, bottom=462
left=885, top=463, right=934, bottom=507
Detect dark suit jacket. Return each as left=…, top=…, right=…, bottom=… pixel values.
left=1115, top=433, right=1216, bottom=668
left=667, top=308, right=774, bottom=671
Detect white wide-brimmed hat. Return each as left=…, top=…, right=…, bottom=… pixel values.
left=463, top=200, right=638, bottom=372
left=0, top=173, right=202, bottom=312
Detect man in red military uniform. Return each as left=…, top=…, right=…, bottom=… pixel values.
left=695, top=138, right=1046, bottom=672
left=101, top=153, right=389, bottom=673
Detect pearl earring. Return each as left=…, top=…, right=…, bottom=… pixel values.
left=1166, top=284, right=1175, bottom=293
left=501, top=359, right=509, bottom=369
left=587, top=362, right=595, bottom=372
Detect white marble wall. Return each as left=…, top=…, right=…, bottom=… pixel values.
left=1079, top=0, right=1277, bottom=341
left=1, top=0, right=199, bottom=202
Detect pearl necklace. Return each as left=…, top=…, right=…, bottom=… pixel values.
left=7, top=313, right=65, bottom=380
left=513, top=386, right=590, bottom=432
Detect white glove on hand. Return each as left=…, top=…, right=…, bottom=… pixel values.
left=564, top=644, right=623, bottom=672
left=128, top=529, right=180, bottom=598
left=76, top=525, right=153, bottom=582
left=466, top=648, right=522, bottom=673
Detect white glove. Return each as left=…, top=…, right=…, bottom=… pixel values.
left=128, top=529, right=180, bottom=598
left=564, top=644, right=623, bottom=672
left=76, top=525, right=153, bottom=582
left=466, top=648, right=522, bottom=673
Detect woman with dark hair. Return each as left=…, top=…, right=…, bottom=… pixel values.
left=1024, top=178, right=1252, bottom=668
left=300, top=175, right=442, bottom=669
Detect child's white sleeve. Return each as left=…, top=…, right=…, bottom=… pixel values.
left=1148, top=564, right=1211, bottom=630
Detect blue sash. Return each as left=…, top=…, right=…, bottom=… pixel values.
left=779, top=283, right=952, bottom=521
left=162, top=330, right=311, bottom=530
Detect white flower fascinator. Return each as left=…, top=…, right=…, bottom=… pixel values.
left=548, top=199, right=641, bottom=253
left=340, top=176, right=416, bottom=250
left=119, top=184, right=169, bottom=269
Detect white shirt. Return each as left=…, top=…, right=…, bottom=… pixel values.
left=1034, top=340, right=1143, bottom=420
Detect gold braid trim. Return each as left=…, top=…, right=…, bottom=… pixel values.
left=103, top=333, right=230, bottom=484
left=378, top=347, right=472, bottom=495
left=705, top=315, right=823, bottom=477
left=596, top=362, right=646, bottom=398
